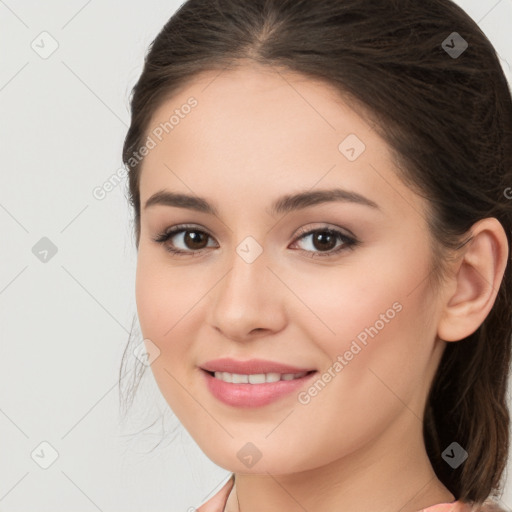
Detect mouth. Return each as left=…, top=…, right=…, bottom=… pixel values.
left=202, top=369, right=317, bottom=384
left=200, top=368, right=318, bottom=408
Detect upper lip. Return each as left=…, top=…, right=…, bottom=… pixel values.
left=200, top=358, right=316, bottom=375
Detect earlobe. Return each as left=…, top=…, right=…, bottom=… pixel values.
left=437, top=218, right=509, bottom=343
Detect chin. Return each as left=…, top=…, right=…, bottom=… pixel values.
left=200, top=443, right=308, bottom=475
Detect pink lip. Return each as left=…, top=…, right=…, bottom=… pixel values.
left=199, top=358, right=317, bottom=408
left=201, top=369, right=317, bottom=408
left=200, top=358, right=315, bottom=374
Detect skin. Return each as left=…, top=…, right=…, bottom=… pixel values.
left=134, top=62, right=509, bottom=512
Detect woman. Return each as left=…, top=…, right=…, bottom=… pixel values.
left=119, top=1, right=512, bottom=510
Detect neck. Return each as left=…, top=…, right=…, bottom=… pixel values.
left=226, top=410, right=455, bottom=512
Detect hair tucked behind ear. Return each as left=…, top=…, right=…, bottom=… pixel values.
left=120, top=0, right=512, bottom=507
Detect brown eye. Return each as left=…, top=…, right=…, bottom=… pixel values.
left=153, top=225, right=218, bottom=255
left=310, top=231, right=338, bottom=251
left=153, top=224, right=358, bottom=258
left=291, top=227, right=358, bottom=258
left=182, top=230, right=209, bottom=250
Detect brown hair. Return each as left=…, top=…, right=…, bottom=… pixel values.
left=119, top=0, right=512, bottom=507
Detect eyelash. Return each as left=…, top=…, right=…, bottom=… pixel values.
left=152, top=223, right=359, bottom=259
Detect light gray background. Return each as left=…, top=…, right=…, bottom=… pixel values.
left=0, top=1, right=511, bottom=511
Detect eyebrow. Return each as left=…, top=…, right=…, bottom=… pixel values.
left=143, top=188, right=380, bottom=216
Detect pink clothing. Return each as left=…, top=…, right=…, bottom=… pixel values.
left=195, top=474, right=506, bottom=512
left=421, top=503, right=473, bottom=512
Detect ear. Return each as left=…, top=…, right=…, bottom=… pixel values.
left=437, top=217, right=509, bottom=342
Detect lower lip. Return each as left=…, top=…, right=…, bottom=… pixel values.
left=201, top=369, right=317, bottom=408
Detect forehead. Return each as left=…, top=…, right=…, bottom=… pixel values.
left=137, top=63, right=425, bottom=222
left=145, top=63, right=380, bottom=150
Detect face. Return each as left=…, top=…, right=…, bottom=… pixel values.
left=135, top=63, right=447, bottom=475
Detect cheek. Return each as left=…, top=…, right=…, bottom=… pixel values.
left=134, top=252, right=207, bottom=423
left=286, top=245, right=435, bottom=404
left=135, top=249, right=202, bottom=341
left=279, top=260, right=409, bottom=349
left=134, top=253, right=203, bottom=406
left=295, top=233, right=433, bottom=345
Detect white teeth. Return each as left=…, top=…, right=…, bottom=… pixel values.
left=213, top=371, right=309, bottom=383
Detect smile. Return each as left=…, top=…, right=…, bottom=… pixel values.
left=201, top=369, right=317, bottom=407
left=211, top=371, right=310, bottom=384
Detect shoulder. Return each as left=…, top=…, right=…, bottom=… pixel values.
left=478, top=502, right=509, bottom=512
left=196, top=474, right=235, bottom=512
left=462, top=500, right=509, bottom=512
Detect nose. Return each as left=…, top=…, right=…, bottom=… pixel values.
left=207, top=243, right=287, bottom=342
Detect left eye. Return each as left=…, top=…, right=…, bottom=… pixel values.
left=290, top=227, right=358, bottom=258
left=153, top=225, right=358, bottom=258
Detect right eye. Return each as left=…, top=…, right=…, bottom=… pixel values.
left=153, top=224, right=219, bottom=256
